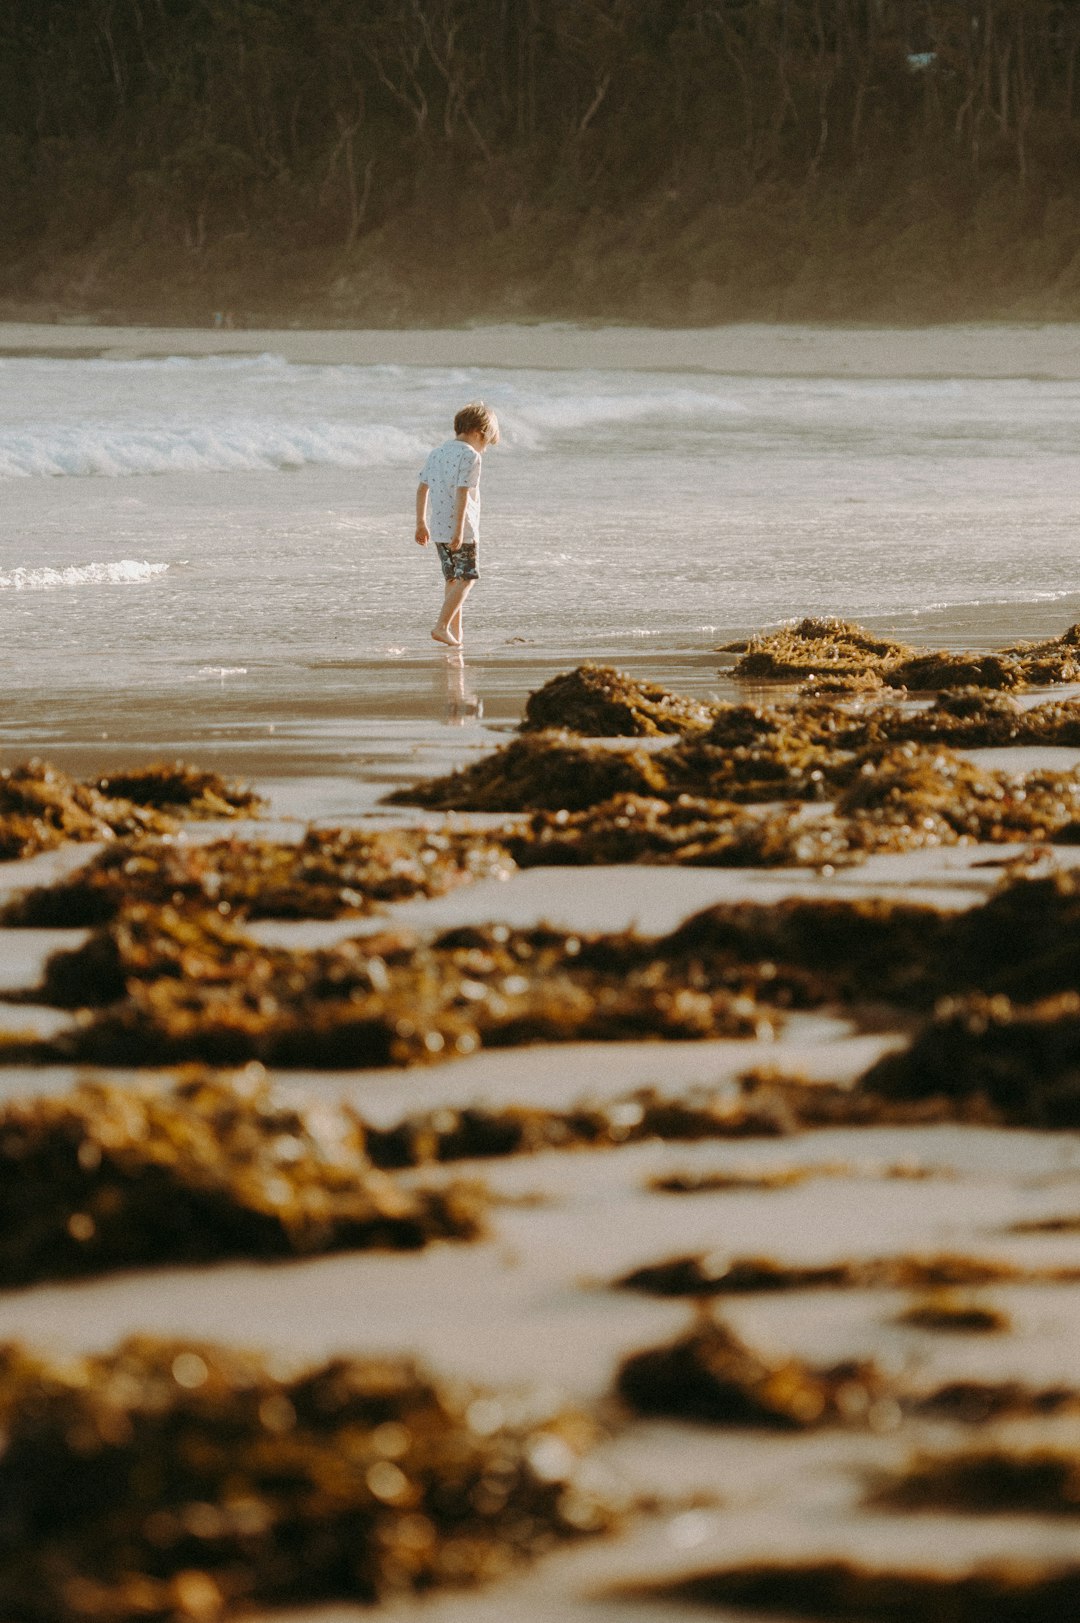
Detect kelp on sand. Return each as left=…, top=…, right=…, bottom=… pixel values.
left=26, top=903, right=800, bottom=1067
left=389, top=727, right=1080, bottom=859
left=2, top=827, right=513, bottom=927
left=0, top=1335, right=615, bottom=1623
left=613, top=1560, right=1080, bottom=1619
left=0, top=1070, right=488, bottom=1286
left=520, top=663, right=716, bottom=736
left=0, top=759, right=264, bottom=861
left=726, top=616, right=1080, bottom=690
left=17, top=870, right=1080, bottom=1090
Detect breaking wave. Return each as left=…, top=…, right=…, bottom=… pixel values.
left=0, top=422, right=429, bottom=479
left=0, top=560, right=170, bottom=590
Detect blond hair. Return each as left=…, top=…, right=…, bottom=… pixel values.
left=454, top=401, right=500, bottom=444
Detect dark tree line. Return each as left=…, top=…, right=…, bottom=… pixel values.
left=2, top=1, right=1079, bottom=321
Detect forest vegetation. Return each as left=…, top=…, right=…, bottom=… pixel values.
left=3, top=0, right=1080, bottom=325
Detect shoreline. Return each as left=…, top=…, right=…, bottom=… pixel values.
left=4, top=318, right=1080, bottom=377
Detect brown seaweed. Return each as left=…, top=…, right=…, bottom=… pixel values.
left=729, top=616, right=1080, bottom=690
left=508, top=794, right=860, bottom=869
left=93, top=764, right=264, bottom=817
left=385, top=730, right=674, bottom=812
left=3, top=828, right=513, bottom=927
left=872, top=1448, right=1080, bottom=1515
left=32, top=905, right=802, bottom=1068
left=0, top=1072, right=486, bottom=1284
left=730, top=618, right=915, bottom=684
left=0, top=759, right=265, bottom=861
left=616, top=1319, right=1080, bottom=1438
left=19, top=868, right=1080, bottom=1079
left=390, top=716, right=1080, bottom=851
left=5, top=1069, right=915, bottom=1286
left=520, top=664, right=716, bottom=736
left=894, top=1294, right=1010, bottom=1333
left=615, top=1560, right=1080, bottom=1619
left=615, top=1250, right=1077, bottom=1297
left=861, top=991, right=1080, bottom=1126
left=615, top=1318, right=893, bottom=1430
left=507, top=744, right=1080, bottom=867
left=0, top=1334, right=615, bottom=1623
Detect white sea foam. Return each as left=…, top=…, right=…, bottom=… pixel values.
left=0, top=422, right=429, bottom=479
left=0, top=559, right=169, bottom=590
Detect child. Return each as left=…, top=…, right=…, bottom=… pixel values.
left=415, top=401, right=499, bottom=646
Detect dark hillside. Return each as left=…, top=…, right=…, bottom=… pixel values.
left=3, top=0, right=1080, bottom=324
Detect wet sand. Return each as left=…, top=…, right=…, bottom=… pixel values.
left=5, top=318, right=1080, bottom=378
left=4, top=675, right=1080, bottom=1620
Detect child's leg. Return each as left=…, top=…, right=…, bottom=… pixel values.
left=428, top=577, right=464, bottom=639
left=432, top=580, right=460, bottom=645
left=446, top=580, right=473, bottom=641
left=433, top=579, right=472, bottom=644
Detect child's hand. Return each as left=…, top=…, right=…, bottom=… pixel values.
left=415, top=524, right=430, bottom=546
left=449, top=536, right=463, bottom=552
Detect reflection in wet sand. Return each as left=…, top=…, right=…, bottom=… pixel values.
left=442, top=648, right=483, bottom=726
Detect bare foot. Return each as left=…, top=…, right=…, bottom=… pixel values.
left=431, top=627, right=460, bottom=647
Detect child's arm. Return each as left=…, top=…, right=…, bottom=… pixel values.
left=415, top=483, right=430, bottom=546
left=449, top=484, right=469, bottom=551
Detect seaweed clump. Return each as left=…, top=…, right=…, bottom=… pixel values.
left=3, top=1069, right=907, bottom=1286
left=386, top=731, right=672, bottom=813
left=615, top=1320, right=1080, bottom=1438
left=862, top=991, right=1080, bottom=1127
left=729, top=616, right=1080, bottom=691
left=93, top=764, right=263, bottom=817
left=0, top=1071, right=486, bottom=1284
left=872, top=1448, right=1080, bottom=1515
left=4, top=828, right=513, bottom=927
left=615, top=1250, right=1074, bottom=1298
left=0, top=759, right=264, bottom=861
left=730, top=619, right=916, bottom=686
left=616, top=1318, right=892, bottom=1430
left=507, top=747, right=1080, bottom=868
left=34, top=905, right=801, bottom=1068
left=616, top=1560, right=1080, bottom=1619
left=894, top=1294, right=1010, bottom=1333
left=520, top=664, right=715, bottom=737
left=508, top=794, right=857, bottom=869
left=0, top=1335, right=615, bottom=1622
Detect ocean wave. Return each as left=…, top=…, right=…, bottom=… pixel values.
left=0, top=421, right=429, bottom=479
left=505, top=388, right=745, bottom=440
left=0, top=560, right=170, bottom=590
left=906, top=590, right=1076, bottom=615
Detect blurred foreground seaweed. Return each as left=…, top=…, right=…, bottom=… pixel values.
left=0, top=1335, right=616, bottom=1622
left=0, top=760, right=264, bottom=861
left=614, top=1559, right=1080, bottom=1619
left=615, top=1317, right=1080, bottom=1434
left=0, top=1070, right=487, bottom=1285
left=3, top=828, right=513, bottom=926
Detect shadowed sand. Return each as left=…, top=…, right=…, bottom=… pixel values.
left=4, top=319, right=1080, bottom=378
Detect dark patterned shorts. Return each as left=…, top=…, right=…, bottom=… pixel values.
left=436, top=541, right=479, bottom=582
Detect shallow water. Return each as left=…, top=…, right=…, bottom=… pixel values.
left=1, top=333, right=1078, bottom=763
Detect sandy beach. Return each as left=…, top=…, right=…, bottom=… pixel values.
left=4, top=643, right=1080, bottom=1620
left=3, top=326, right=1080, bottom=1621
left=6, top=317, right=1080, bottom=377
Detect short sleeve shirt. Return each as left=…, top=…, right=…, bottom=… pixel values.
left=419, top=439, right=482, bottom=544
